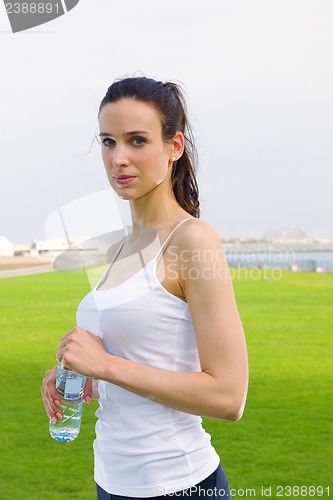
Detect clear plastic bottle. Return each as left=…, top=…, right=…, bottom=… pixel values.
left=49, top=362, right=87, bottom=442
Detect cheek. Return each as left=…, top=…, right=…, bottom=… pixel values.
left=141, top=147, right=169, bottom=177
left=101, top=148, right=111, bottom=166
left=150, top=161, right=170, bottom=186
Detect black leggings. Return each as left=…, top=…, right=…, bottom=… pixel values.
left=96, top=464, right=232, bottom=500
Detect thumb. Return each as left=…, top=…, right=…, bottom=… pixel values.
left=83, top=377, right=93, bottom=404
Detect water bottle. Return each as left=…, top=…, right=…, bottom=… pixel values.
left=49, top=362, right=86, bottom=442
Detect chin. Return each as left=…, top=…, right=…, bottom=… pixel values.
left=117, top=192, right=132, bottom=200
left=112, top=187, right=136, bottom=201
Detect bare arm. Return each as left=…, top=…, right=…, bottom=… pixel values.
left=57, top=220, right=248, bottom=421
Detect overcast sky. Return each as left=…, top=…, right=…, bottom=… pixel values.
left=0, top=0, right=332, bottom=244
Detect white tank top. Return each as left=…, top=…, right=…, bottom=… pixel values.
left=76, top=219, right=220, bottom=497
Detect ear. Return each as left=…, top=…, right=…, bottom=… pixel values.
left=171, top=131, right=185, bottom=161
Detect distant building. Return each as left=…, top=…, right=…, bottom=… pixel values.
left=14, top=244, right=32, bottom=257
left=264, top=225, right=308, bottom=241
left=0, top=236, right=15, bottom=256
left=32, top=239, right=72, bottom=254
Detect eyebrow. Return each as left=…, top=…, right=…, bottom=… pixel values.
left=99, top=130, right=150, bottom=137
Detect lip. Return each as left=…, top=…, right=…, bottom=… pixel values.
left=113, top=175, right=136, bottom=186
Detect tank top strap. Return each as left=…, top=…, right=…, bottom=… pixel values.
left=155, top=217, right=194, bottom=260
left=96, top=238, right=125, bottom=290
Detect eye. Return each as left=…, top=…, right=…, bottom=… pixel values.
left=101, top=136, right=116, bottom=147
left=132, top=136, right=146, bottom=146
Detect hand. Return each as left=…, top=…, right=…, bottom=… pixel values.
left=56, top=326, right=108, bottom=379
left=41, top=366, right=94, bottom=423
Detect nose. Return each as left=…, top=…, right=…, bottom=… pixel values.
left=111, top=144, right=129, bottom=169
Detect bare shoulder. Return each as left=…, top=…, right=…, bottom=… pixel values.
left=168, top=218, right=231, bottom=300
left=174, top=218, right=224, bottom=252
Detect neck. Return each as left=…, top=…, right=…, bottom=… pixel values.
left=128, top=184, right=187, bottom=233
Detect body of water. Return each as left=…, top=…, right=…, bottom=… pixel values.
left=225, top=250, right=333, bottom=273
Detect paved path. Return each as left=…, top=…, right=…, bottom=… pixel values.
left=0, top=264, right=54, bottom=278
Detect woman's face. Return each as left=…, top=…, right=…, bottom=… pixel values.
left=98, top=98, right=173, bottom=200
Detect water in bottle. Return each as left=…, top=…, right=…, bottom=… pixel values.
left=49, top=363, right=86, bottom=442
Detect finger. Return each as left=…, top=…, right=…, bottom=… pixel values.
left=41, top=385, right=63, bottom=422
left=46, top=381, right=61, bottom=406
left=56, top=346, right=67, bottom=365
left=83, top=377, right=93, bottom=404
left=57, top=337, right=69, bottom=356
left=57, top=329, right=76, bottom=353
left=41, top=367, right=63, bottom=421
left=59, top=330, right=73, bottom=343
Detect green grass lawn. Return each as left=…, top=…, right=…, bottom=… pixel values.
left=0, top=269, right=332, bottom=499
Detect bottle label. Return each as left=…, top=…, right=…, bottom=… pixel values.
left=64, top=378, right=83, bottom=400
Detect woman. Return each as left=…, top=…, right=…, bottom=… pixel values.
left=41, top=76, right=248, bottom=500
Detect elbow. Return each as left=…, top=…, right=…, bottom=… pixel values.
left=224, top=403, right=245, bottom=421
left=213, top=396, right=246, bottom=421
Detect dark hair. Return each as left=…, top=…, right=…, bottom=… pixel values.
left=99, top=77, right=200, bottom=218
